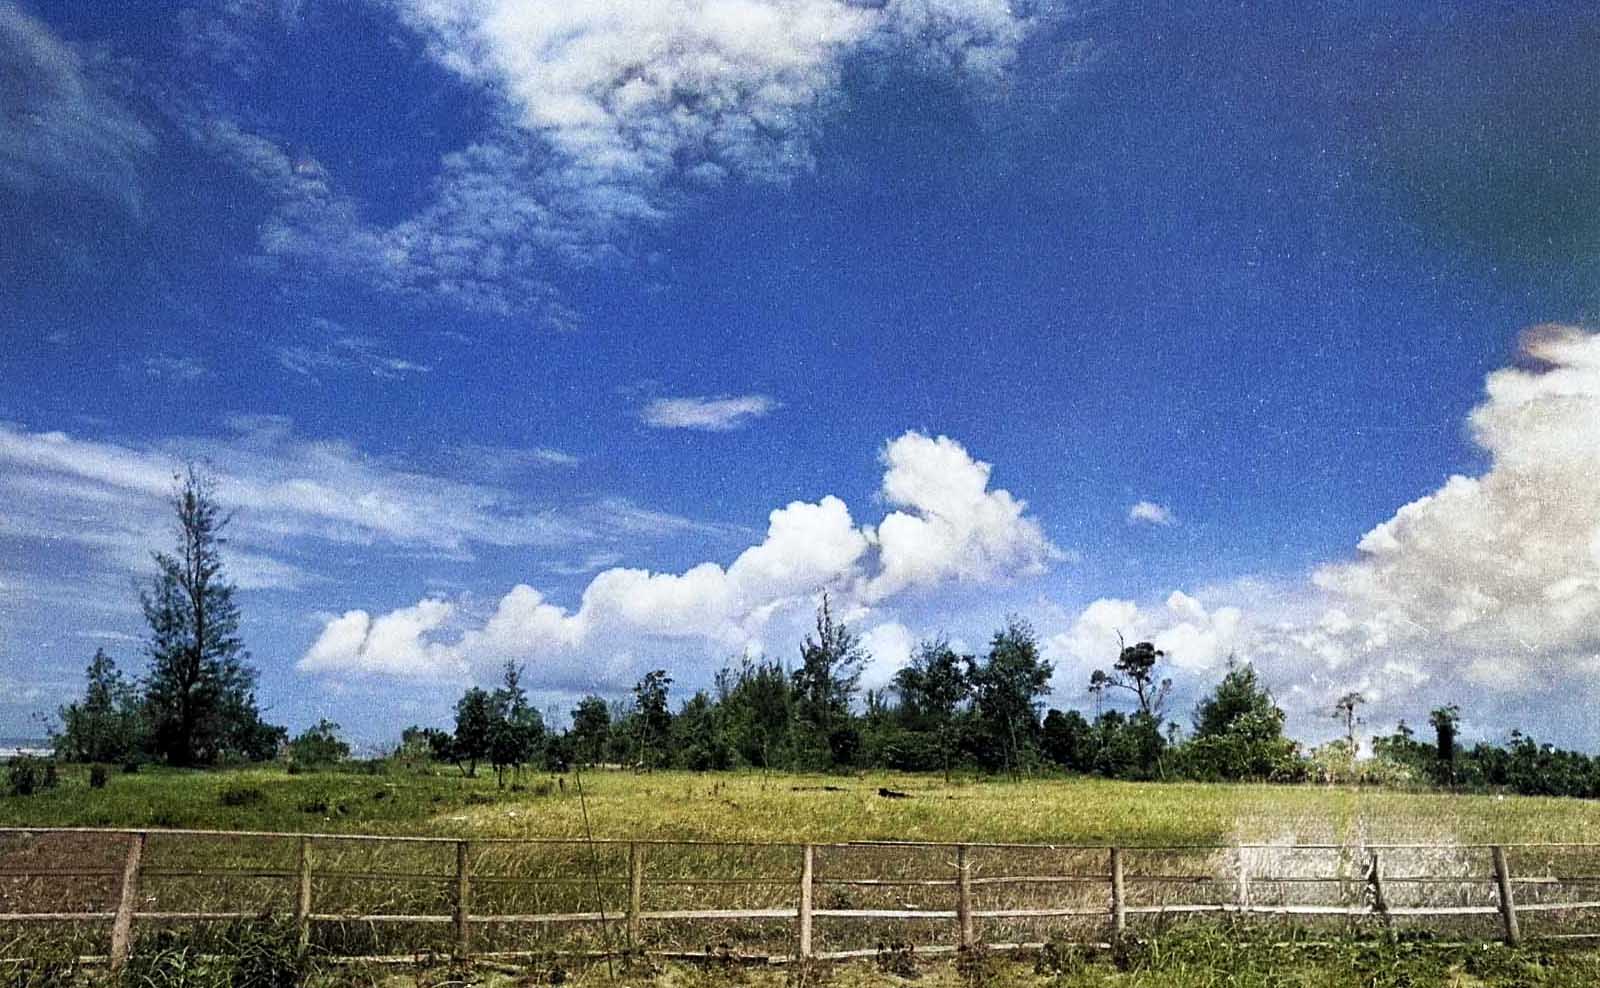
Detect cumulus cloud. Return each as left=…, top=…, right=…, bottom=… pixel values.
left=1303, top=325, right=1600, bottom=695
left=300, top=599, right=464, bottom=679
left=297, top=431, right=1058, bottom=684
left=1061, top=326, right=1600, bottom=742
left=1, top=3, right=155, bottom=210
left=865, top=432, right=1059, bottom=600
left=1127, top=500, right=1174, bottom=526
left=1046, top=591, right=1243, bottom=685
left=642, top=395, right=779, bottom=431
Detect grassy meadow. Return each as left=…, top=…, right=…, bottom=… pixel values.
left=8, top=763, right=1600, bottom=846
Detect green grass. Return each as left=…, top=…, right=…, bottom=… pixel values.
left=9, top=764, right=1600, bottom=847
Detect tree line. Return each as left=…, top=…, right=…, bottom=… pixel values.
left=42, top=469, right=1600, bottom=803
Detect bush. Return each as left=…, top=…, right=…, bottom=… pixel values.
left=287, top=719, right=350, bottom=770
left=6, top=756, right=59, bottom=797
left=89, top=764, right=109, bottom=790
left=218, top=784, right=266, bottom=808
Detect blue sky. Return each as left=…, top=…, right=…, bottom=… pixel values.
left=5, top=0, right=1600, bottom=749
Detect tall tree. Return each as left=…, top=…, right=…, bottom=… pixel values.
left=490, top=662, right=545, bottom=786
left=570, top=695, right=611, bottom=767
left=452, top=687, right=495, bottom=777
left=632, top=669, right=673, bottom=769
left=791, top=594, right=868, bottom=767
left=893, top=637, right=970, bottom=781
left=1192, top=658, right=1277, bottom=739
left=1332, top=691, right=1365, bottom=756
left=967, top=617, right=1053, bottom=776
left=1089, top=636, right=1172, bottom=718
left=141, top=466, right=277, bottom=766
left=1430, top=704, right=1461, bottom=786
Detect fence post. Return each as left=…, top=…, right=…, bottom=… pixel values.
left=1492, top=845, right=1521, bottom=946
left=627, top=842, right=644, bottom=952
left=454, top=840, right=472, bottom=960
left=296, top=837, right=313, bottom=956
left=798, top=844, right=815, bottom=960
left=109, top=832, right=146, bottom=971
left=955, top=844, right=975, bottom=947
left=1236, top=848, right=1250, bottom=908
left=1366, top=849, right=1392, bottom=933
left=1110, top=847, right=1126, bottom=938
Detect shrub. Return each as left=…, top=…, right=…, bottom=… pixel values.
left=6, top=756, right=59, bottom=797
left=89, top=764, right=109, bottom=790
left=286, top=719, right=350, bottom=770
left=218, top=784, right=266, bottom=808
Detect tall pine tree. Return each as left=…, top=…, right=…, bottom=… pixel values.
left=141, top=466, right=279, bottom=766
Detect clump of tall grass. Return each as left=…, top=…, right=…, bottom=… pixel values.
left=117, top=920, right=310, bottom=988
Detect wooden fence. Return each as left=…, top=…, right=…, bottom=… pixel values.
left=5, top=827, right=1600, bottom=968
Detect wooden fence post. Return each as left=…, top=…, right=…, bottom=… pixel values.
left=1492, top=845, right=1521, bottom=946
left=798, top=844, right=815, bottom=960
left=109, top=832, right=146, bottom=971
left=1236, top=848, right=1250, bottom=908
left=454, top=840, right=472, bottom=960
left=1110, top=847, right=1126, bottom=938
left=1366, top=850, right=1392, bottom=933
left=627, top=842, right=644, bottom=952
left=296, top=836, right=313, bottom=956
left=956, top=844, right=974, bottom=947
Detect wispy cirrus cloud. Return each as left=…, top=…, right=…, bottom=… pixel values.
left=185, top=0, right=1044, bottom=315
left=1, top=3, right=155, bottom=212
left=0, top=416, right=721, bottom=592
left=642, top=394, right=779, bottom=431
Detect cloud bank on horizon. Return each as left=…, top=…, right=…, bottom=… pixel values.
left=298, top=430, right=1060, bottom=686
left=1050, top=326, right=1600, bottom=735
left=295, top=328, right=1600, bottom=741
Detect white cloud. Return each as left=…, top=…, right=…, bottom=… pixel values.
left=277, top=336, right=431, bottom=381
left=196, top=0, right=1039, bottom=313
left=0, top=418, right=713, bottom=595
left=1046, top=591, right=1243, bottom=688
left=1064, top=326, right=1600, bottom=742
left=860, top=621, right=916, bottom=693
left=865, top=432, right=1059, bottom=600
left=141, top=355, right=209, bottom=382
left=297, top=430, right=1056, bottom=685
left=0, top=4, right=155, bottom=211
left=299, top=599, right=465, bottom=679
left=642, top=394, right=779, bottom=431
left=1127, top=500, right=1174, bottom=526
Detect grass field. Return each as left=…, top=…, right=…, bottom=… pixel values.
left=10, top=765, right=1600, bottom=986
left=11, top=763, right=1600, bottom=846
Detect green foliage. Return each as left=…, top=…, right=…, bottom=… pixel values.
left=7, top=755, right=59, bottom=797
left=570, top=695, right=612, bottom=766
left=790, top=594, right=866, bottom=768
left=55, top=649, right=147, bottom=765
left=1180, top=660, right=1299, bottom=782
left=450, top=686, right=496, bottom=777
left=139, top=467, right=283, bottom=767
left=966, top=617, right=1052, bottom=774
left=633, top=669, right=674, bottom=769
left=286, top=719, right=350, bottom=769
